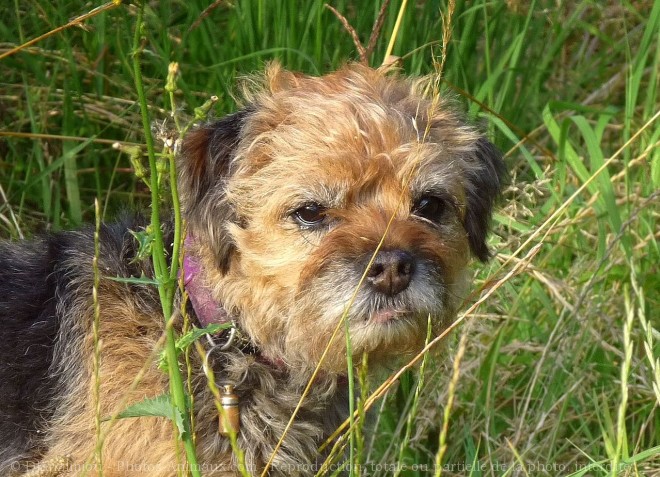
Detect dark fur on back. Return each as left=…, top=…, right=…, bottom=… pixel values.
left=0, top=238, right=61, bottom=467
left=0, top=217, right=157, bottom=473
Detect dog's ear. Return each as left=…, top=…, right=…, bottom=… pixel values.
left=463, top=137, right=507, bottom=262
left=178, top=109, right=251, bottom=271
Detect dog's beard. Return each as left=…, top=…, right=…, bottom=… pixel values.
left=319, top=259, right=444, bottom=320
left=286, top=257, right=458, bottom=372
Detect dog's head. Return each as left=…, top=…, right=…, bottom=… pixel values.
left=179, top=63, right=506, bottom=373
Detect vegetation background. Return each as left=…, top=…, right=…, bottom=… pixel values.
left=0, top=0, right=658, bottom=476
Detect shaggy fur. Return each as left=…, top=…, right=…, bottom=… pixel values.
left=0, top=63, right=506, bottom=476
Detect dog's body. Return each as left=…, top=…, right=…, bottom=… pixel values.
left=0, top=64, right=505, bottom=476
left=0, top=220, right=349, bottom=476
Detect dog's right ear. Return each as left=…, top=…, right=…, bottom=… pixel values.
left=178, top=109, right=251, bottom=271
left=462, top=137, right=508, bottom=262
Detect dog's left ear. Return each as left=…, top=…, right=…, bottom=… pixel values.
left=463, top=137, right=507, bottom=262
left=178, top=109, right=252, bottom=271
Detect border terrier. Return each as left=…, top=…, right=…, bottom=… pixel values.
left=0, top=63, right=506, bottom=476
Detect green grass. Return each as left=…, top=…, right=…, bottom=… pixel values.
left=1, top=0, right=659, bottom=476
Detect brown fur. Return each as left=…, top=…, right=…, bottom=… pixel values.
left=1, top=63, right=505, bottom=476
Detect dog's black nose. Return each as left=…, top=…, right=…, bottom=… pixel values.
left=366, top=250, right=415, bottom=296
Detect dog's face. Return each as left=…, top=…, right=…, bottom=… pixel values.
left=179, top=63, right=506, bottom=373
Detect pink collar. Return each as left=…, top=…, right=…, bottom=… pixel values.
left=183, top=236, right=230, bottom=329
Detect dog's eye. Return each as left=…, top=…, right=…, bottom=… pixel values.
left=291, top=203, right=327, bottom=228
left=412, top=195, right=445, bottom=223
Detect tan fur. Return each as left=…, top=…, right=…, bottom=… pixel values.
left=8, top=63, right=504, bottom=476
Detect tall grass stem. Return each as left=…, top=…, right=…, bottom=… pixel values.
left=130, top=3, right=200, bottom=474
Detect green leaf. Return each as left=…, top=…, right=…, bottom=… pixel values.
left=176, top=323, right=233, bottom=351
left=130, top=229, right=155, bottom=262
left=159, top=323, right=232, bottom=372
left=104, top=394, right=187, bottom=437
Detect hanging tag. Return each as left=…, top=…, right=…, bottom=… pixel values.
left=219, top=384, right=240, bottom=436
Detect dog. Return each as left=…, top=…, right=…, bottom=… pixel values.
left=0, top=63, right=506, bottom=476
